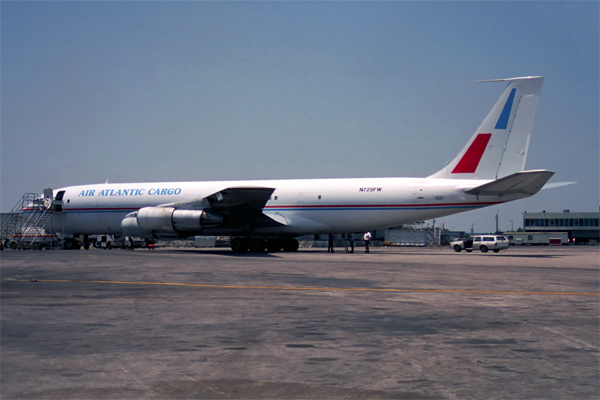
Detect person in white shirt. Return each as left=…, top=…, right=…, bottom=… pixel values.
left=361, top=231, right=372, bottom=253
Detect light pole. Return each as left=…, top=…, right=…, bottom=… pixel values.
left=495, top=211, right=499, bottom=233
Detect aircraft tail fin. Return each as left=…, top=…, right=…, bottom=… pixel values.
left=429, top=76, right=544, bottom=180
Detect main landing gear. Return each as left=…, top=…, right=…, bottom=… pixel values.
left=230, top=237, right=299, bottom=253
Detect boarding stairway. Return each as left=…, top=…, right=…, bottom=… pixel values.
left=1, top=192, right=58, bottom=249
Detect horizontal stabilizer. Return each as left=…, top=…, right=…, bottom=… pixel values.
left=464, top=170, right=554, bottom=197
left=542, top=181, right=577, bottom=190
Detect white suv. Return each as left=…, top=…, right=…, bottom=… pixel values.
left=451, top=235, right=509, bottom=253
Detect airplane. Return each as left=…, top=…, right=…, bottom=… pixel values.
left=43, top=76, right=558, bottom=252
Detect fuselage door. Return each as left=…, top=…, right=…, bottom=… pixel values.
left=54, top=190, right=65, bottom=213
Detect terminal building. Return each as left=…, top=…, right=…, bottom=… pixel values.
left=522, top=210, right=599, bottom=243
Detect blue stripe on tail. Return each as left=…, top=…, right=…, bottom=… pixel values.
left=494, top=88, right=516, bottom=130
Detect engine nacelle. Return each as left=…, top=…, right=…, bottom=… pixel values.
left=135, top=207, right=223, bottom=232
left=121, top=212, right=155, bottom=238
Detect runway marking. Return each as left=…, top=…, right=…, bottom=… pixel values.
left=2, top=279, right=599, bottom=296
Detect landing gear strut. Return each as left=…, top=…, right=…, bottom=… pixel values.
left=266, top=238, right=282, bottom=252
left=282, top=238, right=299, bottom=252
left=248, top=238, right=266, bottom=253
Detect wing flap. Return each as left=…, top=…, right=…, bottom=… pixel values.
left=465, top=170, right=554, bottom=196
left=262, top=211, right=289, bottom=226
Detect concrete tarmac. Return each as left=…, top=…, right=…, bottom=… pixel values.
left=1, top=246, right=598, bottom=399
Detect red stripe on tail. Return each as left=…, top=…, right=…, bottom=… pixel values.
left=451, top=133, right=492, bottom=174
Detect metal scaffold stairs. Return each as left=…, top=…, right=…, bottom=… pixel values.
left=1, top=193, right=55, bottom=249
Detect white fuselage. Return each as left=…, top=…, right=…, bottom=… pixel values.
left=37, top=77, right=549, bottom=242
left=47, top=177, right=511, bottom=237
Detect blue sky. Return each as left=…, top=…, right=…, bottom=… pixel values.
left=1, top=1, right=598, bottom=232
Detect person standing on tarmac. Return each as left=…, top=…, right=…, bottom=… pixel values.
left=361, top=231, right=372, bottom=253
left=328, top=234, right=335, bottom=253
left=348, top=232, right=354, bottom=253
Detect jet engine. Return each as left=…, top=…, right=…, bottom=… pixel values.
left=121, top=207, right=224, bottom=237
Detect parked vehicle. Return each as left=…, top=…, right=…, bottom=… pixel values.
left=451, top=235, right=510, bottom=253
left=92, top=235, right=147, bottom=249
left=4, top=228, right=61, bottom=250
left=505, top=232, right=569, bottom=246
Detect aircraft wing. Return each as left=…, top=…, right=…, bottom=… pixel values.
left=204, top=187, right=276, bottom=211
left=161, top=186, right=275, bottom=210
left=160, top=186, right=285, bottom=227
left=464, top=170, right=554, bottom=197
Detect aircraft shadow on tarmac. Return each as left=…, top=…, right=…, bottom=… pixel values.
left=491, top=254, right=557, bottom=258
left=161, top=249, right=559, bottom=259
left=169, top=249, right=283, bottom=258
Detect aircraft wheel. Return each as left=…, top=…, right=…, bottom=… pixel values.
left=282, top=238, right=299, bottom=252
left=64, top=239, right=75, bottom=250
left=10, top=241, right=18, bottom=250
left=249, top=238, right=266, bottom=253
left=230, top=237, right=248, bottom=253
left=480, top=245, right=488, bottom=253
left=266, top=238, right=282, bottom=252
left=94, top=241, right=102, bottom=248
left=454, top=245, right=462, bottom=252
